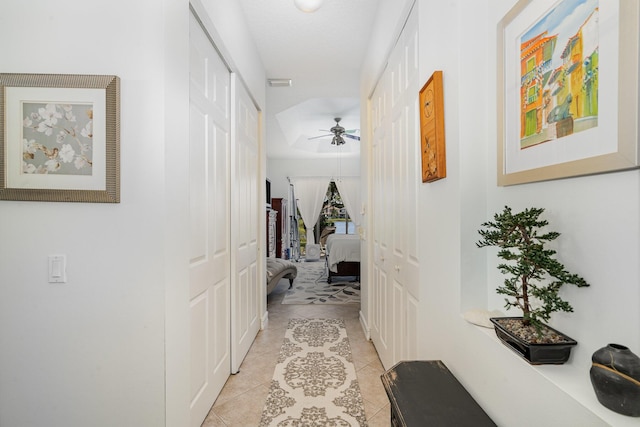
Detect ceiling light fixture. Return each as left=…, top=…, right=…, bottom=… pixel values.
left=331, top=135, right=346, bottom=146
left=267, top=78, right=292, bottom=87
left=293, top=0, right=323, bottom=13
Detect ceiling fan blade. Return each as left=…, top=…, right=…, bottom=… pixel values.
left=345, top=129, right=359, bottom=133
left=308, top=134, right=333, bottom=140
left=343, top=134, right=361, bottom=141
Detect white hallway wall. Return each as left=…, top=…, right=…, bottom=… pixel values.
left=0, top=1, right=266, bottom=426
left=0, top=1, right=169, bottom=425
left=361, top=0, right=639, bottom=426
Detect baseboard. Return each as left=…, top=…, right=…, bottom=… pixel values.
left=261, top=310, right=269, bottom=330
left=359, top=310, right=371, bottom=340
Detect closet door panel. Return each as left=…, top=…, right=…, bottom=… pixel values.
left=392, top=280, right=405, bottom=362
left=406, top=293, right=419, bottom=360
left=402, top=8, right=421, bottom=300
left=188, top=11, right=231, bottom=427
left=371, top=69, right=394, bottom=369
left=231, top=76, right=260, bottom=373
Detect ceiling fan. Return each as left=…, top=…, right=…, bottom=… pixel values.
left=308, top=117, right=360, bottom=145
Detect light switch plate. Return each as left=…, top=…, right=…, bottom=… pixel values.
left=48, top=255, right=67, bottom=283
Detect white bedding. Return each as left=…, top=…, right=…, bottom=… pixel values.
left=325, top=234, right=360, bottom=273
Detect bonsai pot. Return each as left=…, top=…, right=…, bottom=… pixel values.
left=490, top=317, right=577, bottom=365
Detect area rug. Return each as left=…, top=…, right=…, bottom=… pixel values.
left=259, top=318, right=368, bottom=427
left=282, top=261, right=360, bottom=305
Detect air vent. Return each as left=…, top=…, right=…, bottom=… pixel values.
left=268, top=79, right=292, bottom=87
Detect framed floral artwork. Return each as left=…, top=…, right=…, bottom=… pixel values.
left=497, top=0, right=639, bottom=185
left=0, top=73, right=120, bottom=202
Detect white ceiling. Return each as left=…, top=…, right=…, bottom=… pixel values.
left=238, top=0, right=381, bottom=159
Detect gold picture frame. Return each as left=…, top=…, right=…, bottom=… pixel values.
left=419, top=70, right=446, bottom=183
left=0, top=73, right=120, bottom=202
left=497, top=0, right=639, bottom=186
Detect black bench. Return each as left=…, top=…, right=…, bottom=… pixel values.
left=380, top=360, right=496, bottom=427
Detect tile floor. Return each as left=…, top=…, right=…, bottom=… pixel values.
left=200, top=277, right=391, bottom=426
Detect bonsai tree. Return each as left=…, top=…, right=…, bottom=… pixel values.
left=477, top=206, right=589, bottom=334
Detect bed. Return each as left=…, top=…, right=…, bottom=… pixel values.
left=325, top=234, right=360, bottom=283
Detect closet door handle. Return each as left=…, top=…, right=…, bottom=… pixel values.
left=394, top=265, right=400, bottom=272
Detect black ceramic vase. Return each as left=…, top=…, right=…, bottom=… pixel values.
left=590, top=343, right=640, bottom=417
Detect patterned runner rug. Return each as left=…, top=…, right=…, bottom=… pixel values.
left=281, top=261, right=360, bottom=305
left=259, top=318, right=368, bottom=426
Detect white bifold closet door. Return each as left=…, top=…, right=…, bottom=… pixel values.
left=188, top=11, right=231, bottom=427
left=230, top=76, right=260, bottom=373
left=370, top=5, right=420, bottom=370
left=188, top=11, right=262, bottom=426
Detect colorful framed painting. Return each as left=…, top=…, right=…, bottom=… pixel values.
left=497, top=0, right=639, bottom=186
left=419, top=70, right=446, bottom=183
left=0, top=73, right=120, bottom=202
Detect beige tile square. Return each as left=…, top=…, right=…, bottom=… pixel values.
left=366, top=403, right=392, bottom=427
left=237, top=350, right=278, bottom=386
left=358, top=355, right=385, bottom=375
left=212, top=383, right=271, bottom=426
left=200, top=410, right=227, bottom=427
left=212, top=374, right=262, bottom=408
left=356, top=363, right=390, bottom=409
left=351, top=342, right=383, bottom=370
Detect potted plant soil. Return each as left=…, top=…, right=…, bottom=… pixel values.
left=477, top=206, right=590, bottom=364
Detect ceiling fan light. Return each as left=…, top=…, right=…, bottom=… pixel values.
left=294, top=0, right=323, bottom=13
